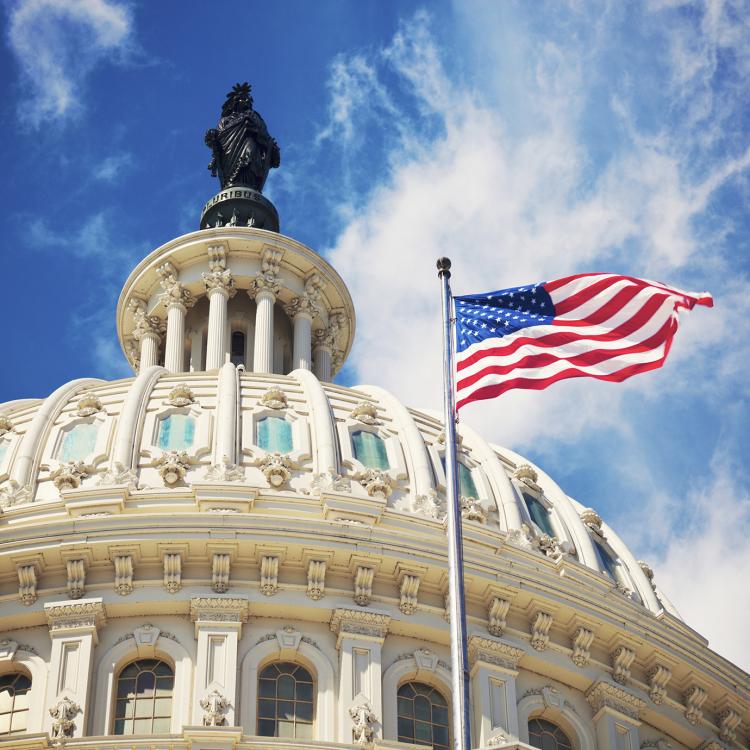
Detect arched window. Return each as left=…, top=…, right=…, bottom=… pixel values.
left=593, top=539, right=621, bottom=582
left=58, top=422, right=98, bottom=462
left=257, top=417, right=293, bottom=453
left=257, top=662, right=314, bottom=739
left=352, top=430, right=389, bottom=470
left=113, top=659, right=173, bottom=735
left=157, top=414, right=195, bottom=451
left=528, top=718, right=573, bottom=750
left=440, top=456, right=478, bottom=498
left=523, top=493, right=556, bottom=537
left=231, top=331, right=246, bottom=366
left=0, top=673, right=30, bottom=735
left=397, top=682, right=449, bottom=750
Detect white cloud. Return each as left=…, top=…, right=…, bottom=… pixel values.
left=93, top=152, right=133, bottom=182
left=7, top=0, right=133, bottom=127
left=318, top=8, right=750, bottom=662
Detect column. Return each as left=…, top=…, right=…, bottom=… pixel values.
left=203, top=246, right=236, bottom=371
left=586, top=682, right=646, bottom=750
left=131, top=300, right=164, bottom=370
left=313, top=334, right=332, bottom=381
left=330, top=609, right=390, bottom=743
left=189, top=329, right=204, bottom=371
left=164, top=302, right=187, bottom=372
left=286, top=296, right=315, bottom=371
left=44, top=598, right=105, bottom=741
left=190, top=597, right=249, bottom=727
left=468, top=635, right=524, bottom=745
left=253, top=289, right=275, bottom=373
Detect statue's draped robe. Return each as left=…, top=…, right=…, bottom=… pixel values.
left=214, top=111, right=280, bottom=190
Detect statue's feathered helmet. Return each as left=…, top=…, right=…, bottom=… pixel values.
left=221, top=82, right=254, bottom=118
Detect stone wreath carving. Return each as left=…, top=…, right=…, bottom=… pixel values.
left=51, top=461, right=89, bottom=491
left=355, top=468, right=393, bottom=499
left=155, top=451, right=192, bottom=485
left=259, top=452, right=294, bottom=487
left=200, top=689, right=229, bottom=726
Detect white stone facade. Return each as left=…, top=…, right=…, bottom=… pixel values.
left=0, top=230, right=747, bottom=750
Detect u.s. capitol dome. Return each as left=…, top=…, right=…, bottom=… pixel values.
left=0, top=86, right=746, bottom=750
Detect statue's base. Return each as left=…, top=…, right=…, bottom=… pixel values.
left=200, top=187, right=279, bottom=232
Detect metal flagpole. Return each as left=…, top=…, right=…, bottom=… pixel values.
left=437, top=257, right=472, bottom=750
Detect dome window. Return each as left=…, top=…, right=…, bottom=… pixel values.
left=523, top=493, right=556, bottom=538
left=593, top=538, right=621, bottom=581
left=231, top=330, right=246, bottom=367
left=257, top=416, right=293, bottom=453
left=58, top=422, right=99, bottom=462
left=257, top=662, right=314, bottom=739
left=157, top=414, right=195, bottom=451
left=528, top=718, right=573, bottom=750
left=352, top=430, right=390, bottom=470
left=440, top=456, right=479, bottom=499
left=0, top=672, right=31, bottom=735
left=113, top=659, right=173, bottom=735
left=397, top=681, right=450, bottom=750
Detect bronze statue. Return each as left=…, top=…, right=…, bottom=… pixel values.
left=205, top=82, right=280, bottom=192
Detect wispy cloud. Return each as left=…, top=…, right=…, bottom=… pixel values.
left=7, top=0, right=134, bottom=127
left=92, top=152, right=134, bottom=182
left=314, top=7, right=750, bottom=665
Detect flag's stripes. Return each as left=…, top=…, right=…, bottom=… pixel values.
left=454, top=273, right=712, bottom=410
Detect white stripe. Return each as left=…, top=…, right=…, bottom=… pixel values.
left=458, top=342, right=668, bottom=398
left=546, top=273, right=621, bottom=304
left=457, top=300, right=675, bottom=382
left=554, top=278, right=656, bottom=322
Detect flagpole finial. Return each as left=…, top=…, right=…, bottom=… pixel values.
left=437, top=257, right=452, bottom=278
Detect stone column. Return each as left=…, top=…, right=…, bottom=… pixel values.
left=189, top=329, right=204, bottom=371
left=330, top=609, right=390, bottom=744
left=468, top=635, right=524, bottom=745
left=586, top=682, right=646, bottom=750
left=130, top=300, right=164, bottom=370
left=44, top=598, right=106, bottom=741
left=313, top=313, right=343, bottom=382
left=203, top=247, right=236, bottom=371
left=190, top=597, right=249, bottom=727
left=158, top=262, right=196, bottom=373
left=286, top=296, right=316, bottom=371
left=249, top=249, right=282, bottom=374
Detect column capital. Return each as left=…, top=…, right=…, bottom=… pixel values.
left=45, top=598, right=106, bottom=642
left=189, top=597, right=249, bottom=636
left=468, top=634, right=524, bottom=671
left=250, top=246, right=283, bottom=299
left=130, top=299, right=165, bottom=341
left=329, top=608, right=390, bottom=647
left=158, top=261, right=196, bottom=311
left=285, top=293, right=317, bottom=320
left=585, top=680, right=646, bottom=722
left=203, top=268, right=236, bottom=298
left=314, top=312, right=346, bottom=351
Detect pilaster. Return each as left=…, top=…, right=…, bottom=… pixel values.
left=330, top=608, right=391, bottom=743
left=190, top=597, right=249, bottom=727
left=586, top=680, right=646, bottom=750
left=43, top=598, right=106, bottom=740
left=468, top=634, right=524, bottom=745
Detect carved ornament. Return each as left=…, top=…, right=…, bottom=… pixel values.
left=306, top=560, right=326, bottom=600
left=260, top=452, right=293, bottom=487
left=330, top=609, right=390, bottom=641
left=205, top=455, right=245, bottom=482
left=200, top=689, right=229, bottom=727
left=157, top=261, right=196, bottom=310
left=487, top=596, right=511, bottom=637
left=468, top=635, right=524, bottom=670
left=350, top=701, right=377, bottom=746
left=579, top=507, right=604, bottom=535
left=49, top=695, right=80, bottom=741
left=75, top=394, right=104, bottom=417
left=571, top=626, right=595, bottom=667
left=513, top=464, right=542, bottom=493
left=307, top=468, right=351, bottom=496
left=351, top=401, right=379, bottom=425
left=413, top=491, right=445, bottom=521
left=52, top=461, right=89, bottom=491
left=45, top=599, right=106, bottom=632
left=355, top=468, right=393, bottom=499
left=586, top=681, right=647, bottom=720
left=167, top=384, right=195, bottom=407
left=260, top=386, right=287, bottom=409
left=190, top=597, right=248, bottom=624
left=0, top=416, right=13, bottom=436
left=155, top=450, right=191, bottom=485
left=461, top=496, right=486, bottom=523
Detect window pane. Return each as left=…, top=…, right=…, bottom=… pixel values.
left=257, top=661, right=316, bottom=739
left=0, top=691, right=12, bottom=713
left=258, top=699, right=276, bottom=718
left=297, top=722, right=313, bottom=739
left=59, top=422, right=98, bottom=461
left=398, top=717, right=414, bottom=739
left=153, top=717, right=171, bottom=733
left=278, top=700, right=294, bottom=720
left=352, top=430, right=389, bottom=469
left=397, top=696, right=413, bottom=718
left=9, top=711, right=26, bottom=733
left=114, top=660, right=172, bottom=736
left=277, top=675, right=295, bottom=699
left=278, top=720, right=295, bottom=738
left=397, top=682, right=449, bottom=749
left=258, top=719, right=275, bottom=737
left=257, top=417, right=293, bottom=453
left=259, top=679, right=276, bottom=698
left=296, top=681, right=313, bottom=701
left=414, top=696, right=431, bottom=720
left=158, top=414, right=195, bottom=450
left=528, top=718, right=573, bottom=750
left=297, top=701, right=313, bottom=721
left=415, top=721, right=432, bottom=741
left=594, top=539, right=620, bottom=580
left=133, top=717, right=151, bottom=734
left=153, top=697, right=172, bottom=715
left=523, top=493, right=556, bottom=537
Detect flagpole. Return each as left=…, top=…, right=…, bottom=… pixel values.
left=437, top=257, right=472, bottom=750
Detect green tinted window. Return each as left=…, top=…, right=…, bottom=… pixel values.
left=523, top=493, right=555, bottom=537
left=257, top=417, right=293, bottom=453
left=352, top=431, right=389, bottom=470
left=59, top=422, right=98, bottom=461
left=157, top=414, right=195, bottom=450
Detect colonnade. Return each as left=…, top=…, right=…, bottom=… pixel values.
left=131, top=252, right=340, bottom=380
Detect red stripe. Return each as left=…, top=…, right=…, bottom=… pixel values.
left=457, top=292, right=671, bottom=371
left=555, top=285, right=668, bottom=327
left=456, top=356, right=671, bottom=410
left=553, top=275, right=631, bottom=315
left=456, top=318, right=676, bottom=391
left=543, top=272, right=607, bottom=294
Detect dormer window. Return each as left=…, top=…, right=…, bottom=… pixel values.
left=257, top=416, right=293, bottom=453
left=157, top=414, right=195, bottom=451
left=352, top=430, right=389, bottom=470
left=58, top=422, right=99, bottom=462
left=522, top=493, right=555, bottom=537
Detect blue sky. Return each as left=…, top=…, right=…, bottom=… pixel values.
left=1, top=0, right=749, bottom=669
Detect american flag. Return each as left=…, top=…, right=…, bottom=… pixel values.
left=454, top=273, right=713, bottom=410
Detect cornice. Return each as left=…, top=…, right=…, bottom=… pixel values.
left=586, top=680, right=647, bottom=721
left=468, top=634, right=525, bottom=671
left=329, top=608, right=391, bottom=645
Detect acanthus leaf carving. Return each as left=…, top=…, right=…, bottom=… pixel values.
left=260, top=386, right=287, bottom=409
left=200, top=689, right=229, bottom=727
left=487, top=596, right=510, bottom=637
left=211, top=553, right=231, bottom=593
left=155, top=450, right=192, bottom=486
left=65, top=559, right=86, bottom=600
left=355, top=468, right=393, bottom=499
left=260, top=555, right=279, bottom=596
left=167, top=383, right=195, bottom=407
left=571, top=626, right=595, bottom=667
left=683, top=685, right=708, bottom=725
left=530, top=611, right=554, bottom=651
left=611, top=646, right=636, bottom=685
left=259, top=452, right=293, bottom=488
left=51, top=461, right=89, bottom=491
left=351, top=401, right=379, bottom=425
left=163, top=552, right=182, bottom=594
left=646, top=664, right=671, bottom=704
left=75, top=394, right=104, bottom=417
left=49, top=695, right=80, bottom=742
left=460, top=495, right=486, bottom=523
left=307, top=468, right=351, bottom=496
left=205, top=455, right=245, bottom=482
left=306, top=560, right=326, bottom=600
left=353, top=566, right=374, bottom=607
left=398, top=574, right=420, bottom=615
left=350, top=701, right=377, bottom=746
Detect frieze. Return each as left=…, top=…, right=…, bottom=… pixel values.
left=468, top=635, right=524, bottom=670
left=330, top=609, right=390, bottom=641
left=45, top=599, right=106, bottom=631
left=190, top=597, right=249, bottom=624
